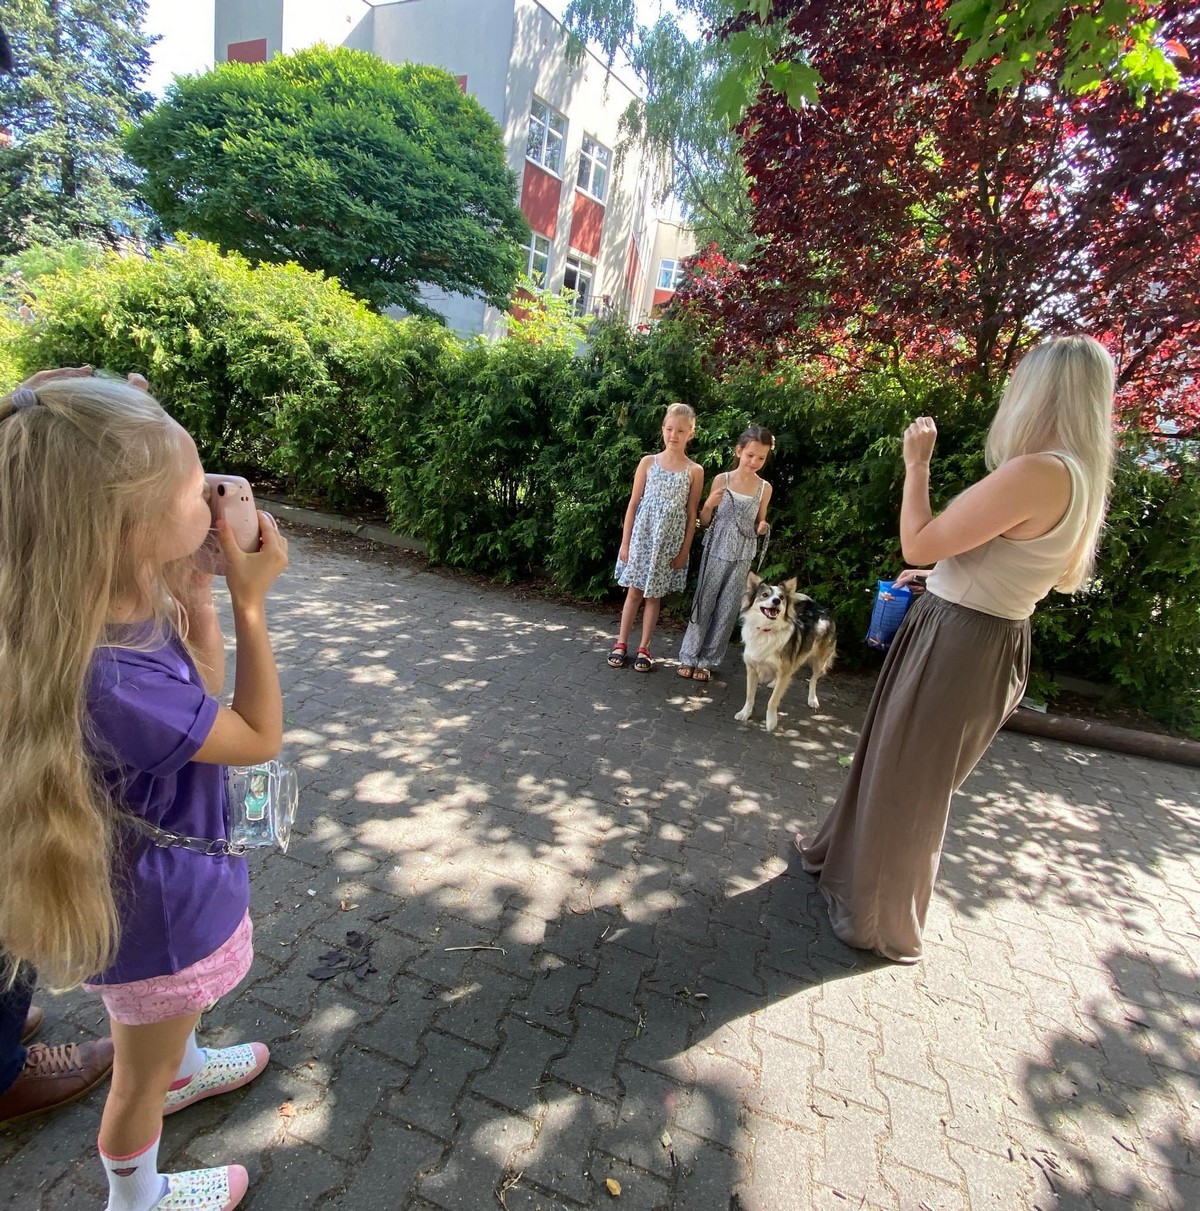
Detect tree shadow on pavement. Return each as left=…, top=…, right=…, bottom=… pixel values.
left=1018, top=947, right=1199, bottom=1211
left=8, top=534, right=1198, bottom=1211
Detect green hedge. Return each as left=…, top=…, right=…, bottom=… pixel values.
left=4, top=241, right=1196, bottom=735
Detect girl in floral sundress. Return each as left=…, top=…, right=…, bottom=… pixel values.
left=677, top=426, right=774, bottom=682
left=608, top=403, right=704, bottom=672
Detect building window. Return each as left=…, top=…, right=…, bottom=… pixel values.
left=657, top=258, right=686, bottom=291
left=527, top=232, right=551, bottom=284
left=526, top=98, right=566, bottom=176
left=563, top=253, right=595, bottom=316
left=577, top=136, right=610, bottom=202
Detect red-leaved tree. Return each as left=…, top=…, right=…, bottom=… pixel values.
left=677, top=0, right=1200, bottom=435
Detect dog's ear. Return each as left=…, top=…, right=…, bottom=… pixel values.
left=783, top=576, right=798, bottom=595
left=743, top=570, right=760, bottom=611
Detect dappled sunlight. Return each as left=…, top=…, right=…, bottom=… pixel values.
left=18, top=536, right=1195, bottom=1209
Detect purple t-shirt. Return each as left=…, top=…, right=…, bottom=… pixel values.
left=85, top=627, right=249, bottom=985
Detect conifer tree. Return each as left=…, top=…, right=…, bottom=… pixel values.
left=0, top=0, right=154, bottom=254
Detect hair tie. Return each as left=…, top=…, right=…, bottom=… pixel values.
left=6, top=386, right=39, bottom=413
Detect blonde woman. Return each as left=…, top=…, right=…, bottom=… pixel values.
left=799, top=335, right=1116, bottom=963
left=0, top=376, right=288, bottom=1209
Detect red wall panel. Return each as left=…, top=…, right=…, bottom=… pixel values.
left=569, top=192, right=604, bottom=260
left=521, top=162, right=561, bottom=238
left=227, top=38, right=268, bottom=64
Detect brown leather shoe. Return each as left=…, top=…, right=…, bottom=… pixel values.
left=0, top=1039, right=115, bottom=1125
left=20, top=1006, right=44, bottom=1044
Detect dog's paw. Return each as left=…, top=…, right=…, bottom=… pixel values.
left=734, top=706, right=753, bottom=723
left=807, top=694, right=820, bottom=709
left=765, top=712, right=779, bottom=732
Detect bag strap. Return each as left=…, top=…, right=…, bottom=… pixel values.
left=120, top=813, right=248, bottom=858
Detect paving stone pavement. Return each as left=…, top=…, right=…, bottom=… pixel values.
left=3, top=531, right=1198, bottom=1211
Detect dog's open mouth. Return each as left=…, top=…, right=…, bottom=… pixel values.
left=759, top=604, right=781, bottom=620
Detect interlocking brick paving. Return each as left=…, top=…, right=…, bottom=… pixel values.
left=3, top=531, right=1197, bottom=1210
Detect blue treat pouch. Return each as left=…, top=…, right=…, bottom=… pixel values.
left=226, top=759, right=299, bottom=853
left=866, top=580, right=913, bottom=652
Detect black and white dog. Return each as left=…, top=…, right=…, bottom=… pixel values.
left=734, top=573, right=837, bottom=732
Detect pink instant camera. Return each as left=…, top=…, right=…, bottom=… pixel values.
left=199, top=474, right=260, bottom=576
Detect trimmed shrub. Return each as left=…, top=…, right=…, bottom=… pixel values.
left=2, top=247, right=1194, bottom=734
left=5, top=239, right=392, bottom=505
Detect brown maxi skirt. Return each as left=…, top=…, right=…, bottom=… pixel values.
left=800, top=591, right=1031, bottom=963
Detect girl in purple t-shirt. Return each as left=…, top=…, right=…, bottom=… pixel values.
left=0, top=376, right=288, bottom=1211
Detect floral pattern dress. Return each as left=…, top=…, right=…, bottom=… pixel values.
left=615, top=458, right=693, bottom=598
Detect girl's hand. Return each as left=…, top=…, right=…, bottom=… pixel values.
left=20, top=365, right=93, bottom=389
left=220, top=511, right=288, bottom=606
left=893, top=567, right=932, bottom=594
left=756, top=520, right=769, bottom=536
left=903, top=417, right=937, bottom=467
left=670, top=550, right=689, bottom=571
left=619, top=543, right=630, bottom=563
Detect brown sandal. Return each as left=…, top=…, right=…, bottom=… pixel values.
left=692, top=668, right=711, bottom=682
left=676, top=666, right=694, bottom=679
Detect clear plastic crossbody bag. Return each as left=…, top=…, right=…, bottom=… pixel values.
left=225, top=760, right=300, bottom=853
left=123, top=759, right=299, bottom=857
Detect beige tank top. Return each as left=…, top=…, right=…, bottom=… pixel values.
left=924, top=453, right=1088, bottom=621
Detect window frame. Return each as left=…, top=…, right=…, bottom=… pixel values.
left=576, top=135, right=611, bottom=203
left=657, top=258, right=685, bottom=291
left=526, top=231, right=552, bottom=285
left=563, top=252, right=596, bottom=316
left=526, top=97, right=566, bottom=178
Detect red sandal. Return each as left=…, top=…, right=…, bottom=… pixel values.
left=607, top=642, right=628, bottom=668
left=633, top=647, right=654, bottom=672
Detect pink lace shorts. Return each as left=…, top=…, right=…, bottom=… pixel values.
left=85, top=912, right=254, bottom=1025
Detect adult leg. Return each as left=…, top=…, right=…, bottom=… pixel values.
left=0, top=961, right=34, bottom=1092
left=800, top=596, right=1028, bottom=962
left=0, top=962, right=114, bottom=1126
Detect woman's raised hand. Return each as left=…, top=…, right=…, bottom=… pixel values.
left=903, top=416, right=937, bottom=467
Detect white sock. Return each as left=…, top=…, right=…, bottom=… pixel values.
left=174, top=1032, right=206, bottom=1084
left=100, top=1133, right=168, bottom=1211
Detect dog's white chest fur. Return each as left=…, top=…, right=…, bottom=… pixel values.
left=741, top=622, right=790, bottom=683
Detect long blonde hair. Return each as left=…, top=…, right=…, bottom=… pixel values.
left=0, top=377, right=187, bottom=989
left=985, top=335, right=1116, bottom=593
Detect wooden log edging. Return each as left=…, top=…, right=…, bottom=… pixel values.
left=1003, top=708, right=1200, bottom=769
